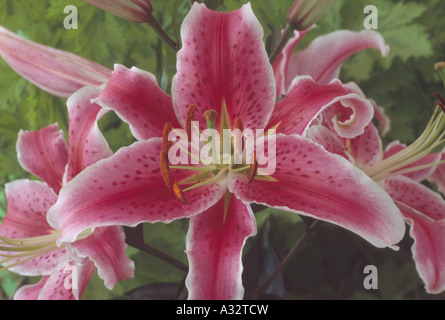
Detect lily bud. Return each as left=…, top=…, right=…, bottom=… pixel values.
left=287, top=0, right=337, bottom=30
left=0, top=26, right=111, bottom=97
left=83, top=0, right=153, bottom=23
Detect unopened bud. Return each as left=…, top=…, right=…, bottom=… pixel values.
left=287, top=0, right=337, bottom=30
left=83, top=0, right=153, bottom=23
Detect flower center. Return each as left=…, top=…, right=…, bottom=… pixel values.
left=159, top=104, right=257, bottom=204
left=365, top=98, right=445, bottom=181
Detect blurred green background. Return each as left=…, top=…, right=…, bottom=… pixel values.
left=0, top=0, right=445, bottom=299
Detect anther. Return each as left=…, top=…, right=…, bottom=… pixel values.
left=248, top=151, right=257, bottom=184
left=173, top=181, right=188, bottom=204
left=160, top=150, right=172, bottom=189
left=162, top=122, right=172, bottom=154
left=433, top=92, right=445, bottom=112
left=185, top=104, right=196, bottom=142
left=234, top=118, right=244, bottom=132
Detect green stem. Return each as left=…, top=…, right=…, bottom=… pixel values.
left=269, top=24, right=294, bottom=65
left=147, top=14, right=180, bottom=51
left=124, top=226, right=188, bottom=273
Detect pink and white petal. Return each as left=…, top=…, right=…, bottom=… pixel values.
left=0, top=180, right=66, bottom=275
left=305, top=125, right=351, bottom=161
left=383, top=176, right=445, bottom=221
left=286, top=30, right=389, bottom=86
left=267, top=77, right=374, bottom=139
left=396, top=201, right=445, bottom=294
left=228, top=134, right=405, bottom=248
left=64, top=85, right=113, bottom=183
left=47, top=138, right=227, bottom=244
left=33, top=258, right=96, bottom=300
left=2, top=180, right=56, bottom=238
left=13, top=276, right=49, bottom=300
left=272, top=29, right=308, bottom=98
left=93, top=64, right=179, bottom=141
left=349, top=123, right=383, bottom=170
left=185, top=194, right=256, bottom=300
left=372, top=100, right=391, bottom=136
left=71, top=226, right=134, bottom=290
left=172, top=3, right=276, bottom=131
left=0, top=25, right=111, bottom=98
left=16, top=124, right=68, bottom=194
left=384, top=141, right=441, bottom=182
left=430, top=153, right=445, bottom=195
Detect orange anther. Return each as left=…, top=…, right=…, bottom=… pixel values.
left=173, top=181, right=188, bottom=204
left=159, top=150, right=172, bottom=189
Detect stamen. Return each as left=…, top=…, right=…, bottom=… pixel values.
left=365, top=105, right=445, bottom=181
left=248, top=151, right=258, bottom=184
left=160, top=150, right=172, bottom=189
left=162, top=122, right=172, bottom=153
left=185, top=104, right=196, bottom=142
left=173, top=181, right=188, bottom=204
left=433, top=92, right=445, bottom=112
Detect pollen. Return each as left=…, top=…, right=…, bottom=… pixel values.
left=173, top=181, right=188, bottom=204
left=160, top=150, right=172, bottom=189
left=185, top=104, right=196, bottom=142
left=162, top=122, right=172, bottom=154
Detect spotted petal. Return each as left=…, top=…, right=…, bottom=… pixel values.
left=71, top=226, right=135, bottom=290
left=285, top=30, right=389, bottom=86
left=93, top=64, right=180, bottom=141
left=0, top=180, right=65, bottom=276
left=267, top=77, right=374, bottom=139
left=47, top=138, right=227, bottom=244
left=65, top=85, right=113, bottom=183
left=228, top=134, right=405, bottom=248
left=384, top=176, right=445, bottom=293
left=16, top=124, right=68, bottom=194
left=185, top=194, right=256, bottom=300
left=172, top=3, right=276, bottom=131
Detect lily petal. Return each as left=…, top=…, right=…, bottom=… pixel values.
left=0, top=180, right=65, bottom=276
left=47, top=139, right=227, bottom=244
left=228, top=134, right=405, bottom=248
left=383, top=176, right=445, bottom=221
left=93, top=64, right=179, bottom=141
left=172, top=3, right=276, bottom=131
left=13, top=276, right=49, bottom=300
left=285, top=30, right=389, bottom=86
left=384, top=176, right=445, bottom=293
left=267, top=76, right=374, bottom=139
left=16, top=124, right=68, bottom=194
left=0, top=25, right=111, bottom=97
left=31, top=258, right=95, bottom=300
left=71, top=226, right=135, bottom=290
left=185, top=194, right=256, bottom=300
left=430, top=153, right=445, bottom=195
left=305, top=124, right=350, bottom=161
left=65, top=85, right=113, bottom=183
left=349, top=123, right=383, bottom=170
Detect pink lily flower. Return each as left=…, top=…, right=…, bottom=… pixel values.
left=308, top=90, right=445, bottom=294
left=273, top=29, right=389, bottom=97
left=0, top=86, right=134, bottom=299
left=47, top=3, right=405, bottom=300
left=0, top=25, right=111, bottom=98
